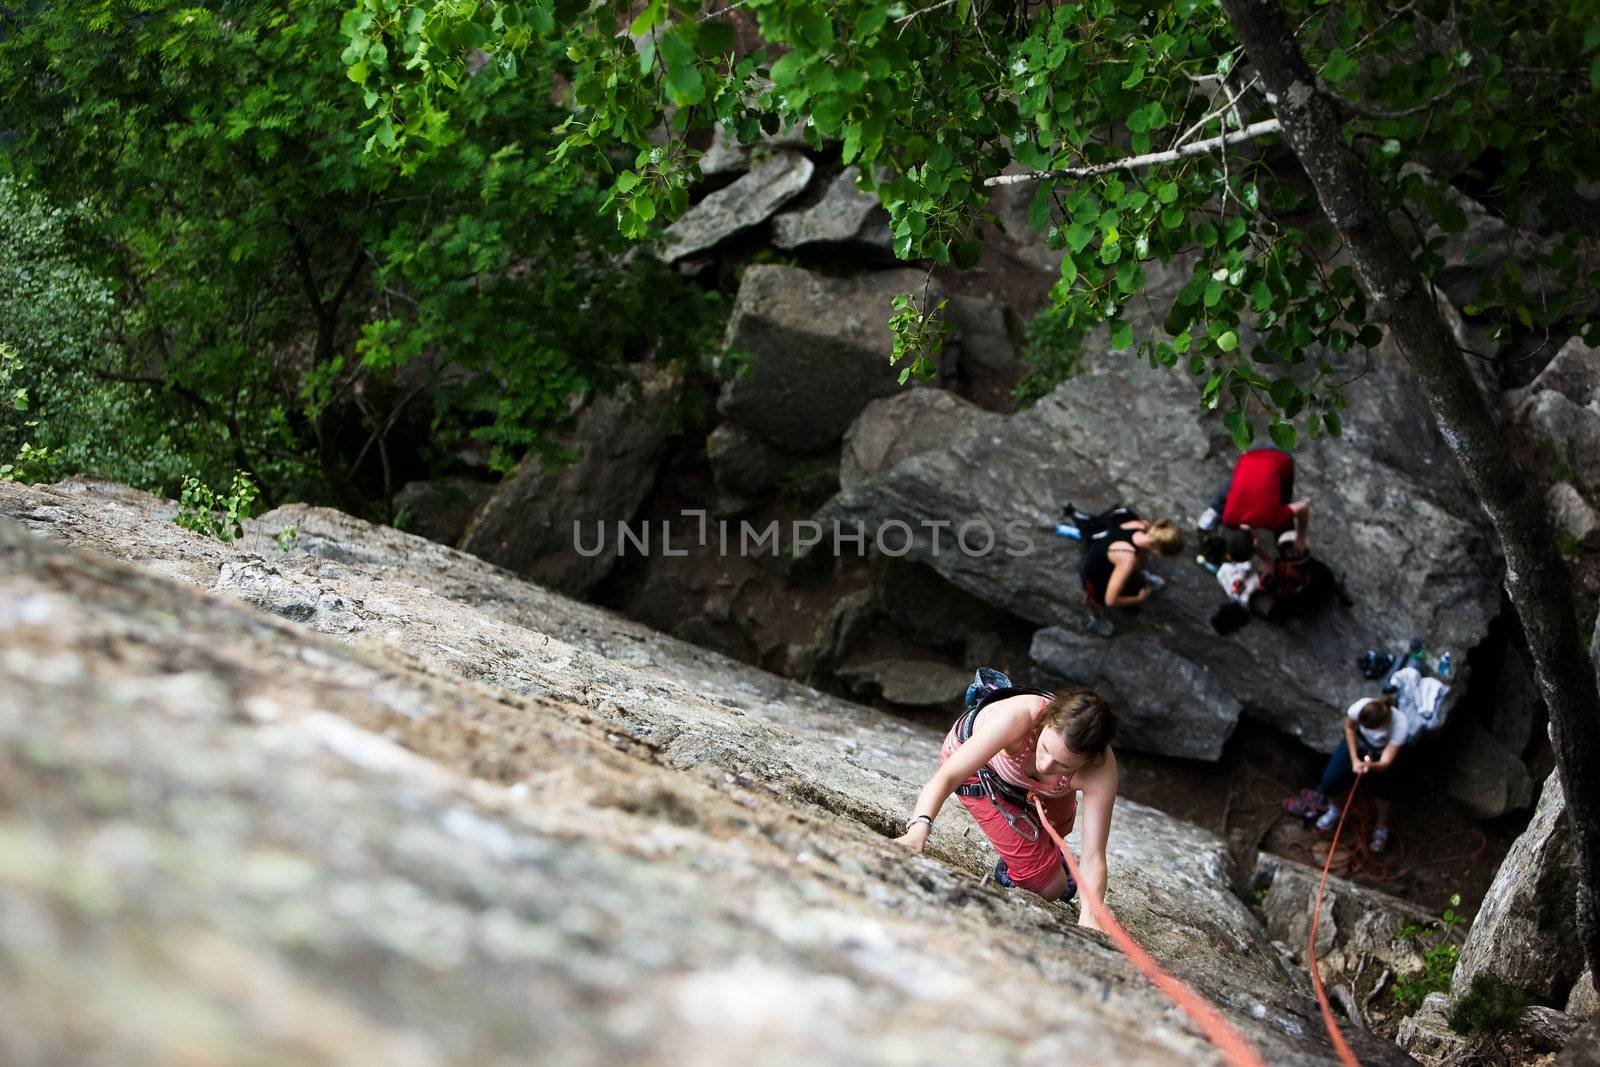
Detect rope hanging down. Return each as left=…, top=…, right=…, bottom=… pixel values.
left=1306, top=777, right=1364, bottom=1067
left=1029, top=793, right=1269, bottom=1067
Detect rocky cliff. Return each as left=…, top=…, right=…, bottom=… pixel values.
left=0, top=477, right=1416, bottom=1065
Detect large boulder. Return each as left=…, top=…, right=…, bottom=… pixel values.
left=1452, top=771, right=1583, bottom=1001
left=663, top=152, right=814, bottom=263
left=771, top=166, right=892, bottom=255
left=819, top=337, right=1501, bottom=756
left=457, top=368, right=677, bottom=594
left=1441, top=723, right=1534, bottom=819
left=839, top=388, right=1003, bottom=494
left=1511, top=337, right=1600, bottom=497
left=717, top=265, right=957, bottom=453
left=1, top=476, right=1411, bottom=1066
left=392, top=476, right=494, bottom=546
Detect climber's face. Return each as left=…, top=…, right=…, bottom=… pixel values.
left=1037, top=729, right=1093, bottom=779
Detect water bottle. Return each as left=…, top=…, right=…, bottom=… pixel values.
left=1437, top=651, right=1452, bottom=679
left=1054, top=523, right=1082, bottom=541
left=1408, top=638, right=1426, bottom=664
left=1196, top=554, right=1220, bottom=575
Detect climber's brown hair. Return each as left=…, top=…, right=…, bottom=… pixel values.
left=1041, top=688, right=1117, bottom=762
left=1358, top=694, right=1396, bottom=729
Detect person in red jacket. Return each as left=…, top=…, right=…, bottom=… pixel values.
left=1200, top=447, right=1310, bottom=562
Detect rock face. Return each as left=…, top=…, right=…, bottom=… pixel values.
left=1512, top=337, right=1600, bottom=497
left=392, top=476, right=494, bottom=545
left=1550, top=481, right=1600, bottom=550
left=1452, top=771, right=1583, bottom=1001
left=664, top=152, right=815, bottom=262
left=0, top=476, right=1412, bottom=1066
left=839, top=388, right=1003, bottom=494
left=1441, top=723, right=1534, bottom=819
left=717, top=265, right=956, bottom=453
left=820, top=338, right=1501, bottom=756
left=457, top=369, right=677, bottom=594
left=771, top=166, right=892, bottom=254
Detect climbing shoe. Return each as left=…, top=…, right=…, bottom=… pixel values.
left=1369, top=827, right=1390, bottom=854
left=1282, top=789, right=1329, bottom=819
left=1315, top=806, right=1342, bottom=832
left=993, top=858, right=1015, bottom=888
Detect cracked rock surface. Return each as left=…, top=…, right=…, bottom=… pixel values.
left=0, top=478, right=1415, bottom=1065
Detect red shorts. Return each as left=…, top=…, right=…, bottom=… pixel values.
left=940, top=731, right=1078, bottom=892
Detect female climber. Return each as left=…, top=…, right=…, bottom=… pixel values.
left=1080, top=516, right=1185, bottom=636
left=895, top=684, right=1119, bottom=931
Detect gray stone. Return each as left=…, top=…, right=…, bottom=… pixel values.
left=457, top=368, right=677, bottom=594
left=1032, top=626, right=1243, bottom=761
left=1453, top=771, right=1583, bottom=1000
left=836, top=658, right=973, bottom=708
left=1557, top=1015, right=1600, bottom=1067
left=819, top=343, right=1500, bottom=757
left=771, top=166, right=892, bottom=254
left=704, top=422, right=800, bottom=497
left=946, top=294, right=1020, bottom=373
left=1569, top=967, right=1599, bottom=1021
left=795, top=587, right=877, bottom=682
left=1490, top=646, right=1541, bottom=756
left=839, top=388, right=1002, bottom=494
left=717, top=265, right=956, bottom=452
left=700, top=120, right=813, bottom=178
left=1550, top=481, right=1600, bottom=551
left=1513, top=336, right=1600, bottom=411
left=664, top=152, right=814, bottom=262
left=1516, top=389, right=1600, bottom=497
left=870, top=552, right=1009, bottom=652
left=0, top=476, right=1415, bottom=1065
left=1443, top=723, right=1534, bottom=818
left=1254, top=853, right=1437, bottom=986
left=1396, top=992, right=1471, bottom=1067
left=393, top=477, right=494, bottom=546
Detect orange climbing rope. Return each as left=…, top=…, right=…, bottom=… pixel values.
left=1306, top=776, right=1363, bottom=1067
left=1029, top=793, right=1269, bottom=1067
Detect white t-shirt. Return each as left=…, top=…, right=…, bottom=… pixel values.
left=1347, top=698, right=1410, bottom=750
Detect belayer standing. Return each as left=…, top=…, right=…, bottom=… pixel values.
left=1284, top=688, right=1409, bottom=854
left=1201, top=447, right=1311, bottom=564
left=895, top=674, right=1119, bottom=931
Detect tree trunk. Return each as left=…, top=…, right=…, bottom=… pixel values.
left=1218, top=0, right=1600, bottom=979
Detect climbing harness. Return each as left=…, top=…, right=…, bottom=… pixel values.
left=1029, top=792, right=1270, bottom=1067
left=950, top=686, right=1053, bottom=843
left=1307, top=776, right=1364, bottom=1067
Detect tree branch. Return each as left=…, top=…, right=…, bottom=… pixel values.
left=984, top=119, right=1282, bottom=187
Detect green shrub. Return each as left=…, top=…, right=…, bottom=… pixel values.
left=1014, top=304, right=1088, bottom=408
left=1393, top=942, right=1460, bottom=1014
left=1447, top=974, right=1531, bottom=1038
left=175, top=472, right=259, bottom=544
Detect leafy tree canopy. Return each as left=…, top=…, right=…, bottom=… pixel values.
left=0, top=0, right=722, bottom=509
left=349, top=0, right=1600, bottom=448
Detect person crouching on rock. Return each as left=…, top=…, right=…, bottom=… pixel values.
left=1081, top=516, right=1185, bottom=637
left=1283, top=688, right=1408, bottom=854
left=1201, top=446, right=1310, bottom=565
left=895, top=687, right=1118, bottom=932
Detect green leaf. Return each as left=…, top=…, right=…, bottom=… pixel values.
left=1109, top=319, right=1134, bottom=350
left=1216, top=329, right=1238, bottom=352
left=1223, top=408, right=1254, bottom=449
left=1268, top=419, right=1297, bottom=450
left=1324, top=48, right=1360, bottom=83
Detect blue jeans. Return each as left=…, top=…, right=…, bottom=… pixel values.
left=1319, top=736, right=1394, bottom=800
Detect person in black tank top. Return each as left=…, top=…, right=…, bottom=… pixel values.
left=1077, top=517, right=1185, bottom=636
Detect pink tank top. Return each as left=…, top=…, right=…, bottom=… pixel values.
left=939, top=695, right=1077, bottom=799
